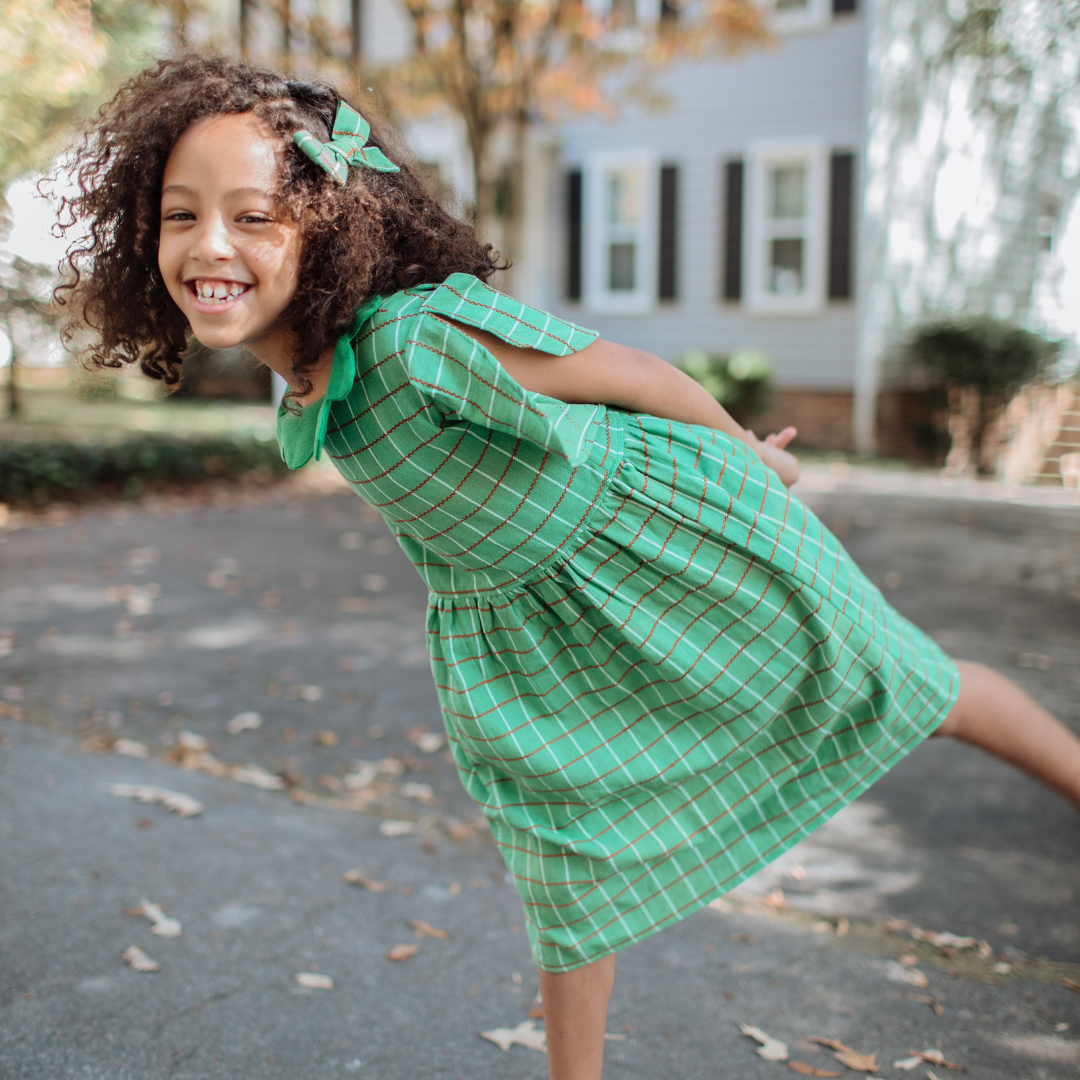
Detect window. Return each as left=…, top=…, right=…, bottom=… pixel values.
left=745, top=141, right=826, bottom=314
left=768, top=0, right=832, bottom=33
left=584, top=152, right=656, bottom=313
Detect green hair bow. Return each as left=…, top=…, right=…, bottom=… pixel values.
left=293, top=102, right=399, bottom=185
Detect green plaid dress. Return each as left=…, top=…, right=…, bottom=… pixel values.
left=277, top=273, right=959, bottom=973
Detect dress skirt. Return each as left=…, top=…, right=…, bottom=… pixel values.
left=427, top=410, right=959, bottom=973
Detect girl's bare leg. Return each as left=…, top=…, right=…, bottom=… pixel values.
left=935, top=660, right=1080, bottom=810
left=538, top=954, right=615, bottom=1080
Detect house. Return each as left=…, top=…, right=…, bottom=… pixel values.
left=391, top=0, right=1080, bottom=461
left=540, top=0, right=869, bottom=451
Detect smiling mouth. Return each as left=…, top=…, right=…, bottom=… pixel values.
left=187, top=279, right=252, bottom=305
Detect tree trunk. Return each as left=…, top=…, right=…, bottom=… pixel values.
left=501, top=115, right=529, bottom=292
left=6, top=343, right=19, bottom=419
left=469, top=124, right=498, bottom=247
left=239, top=0, right=253, bottom=59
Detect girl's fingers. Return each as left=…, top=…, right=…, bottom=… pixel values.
left=769, top=427, right=797, bottom=449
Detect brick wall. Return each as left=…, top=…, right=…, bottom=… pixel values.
left=750, top=388, right=943, bottom=460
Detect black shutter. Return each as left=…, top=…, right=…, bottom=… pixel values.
left=722, top=159, right=743, bottom=302
left=658, top=163, right=679, bottom=301
left=828, top=151, right=855, bottom=300
left=833, top=0, right=856, bottom=13
left=565, top=169, right=583, bottom=301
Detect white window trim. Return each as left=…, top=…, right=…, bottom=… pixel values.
left=584, top=150, right=657, bottom=316
left=767, top=0, right=832, bottom=35
left=745, top=139, right=827, bottom=316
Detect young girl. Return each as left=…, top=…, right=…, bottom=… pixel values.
left=60, top=53, right=1080, bottom=1080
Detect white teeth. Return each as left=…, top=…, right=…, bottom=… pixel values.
left=193, top=280, right=247, bottom=304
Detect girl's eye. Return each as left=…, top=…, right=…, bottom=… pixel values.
left=163, top=210, right=194, bottom=221
left=239, top=215, right=272, bottom=224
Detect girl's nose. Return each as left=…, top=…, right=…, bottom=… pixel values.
left=190, top=213, right=234, bottom=262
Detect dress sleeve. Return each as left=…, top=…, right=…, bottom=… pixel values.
left=403, top=273, right=603, bottom=465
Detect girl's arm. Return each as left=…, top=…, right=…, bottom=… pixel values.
left=453, top=326, right=799, bottom=486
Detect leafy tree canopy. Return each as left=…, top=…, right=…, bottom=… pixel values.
left=0, top=0, right=161, bottom=202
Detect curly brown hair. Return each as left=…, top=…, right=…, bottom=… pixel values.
left=55, top=52, right=502, bottom=395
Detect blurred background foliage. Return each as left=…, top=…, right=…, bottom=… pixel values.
left=678, top=348, right=775, bottom=427
left=0, top=0, right=162, bottom=203
left=900, top=316, right=1063, bottom=474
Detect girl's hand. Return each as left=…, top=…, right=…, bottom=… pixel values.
left=743, top=427, right=799, bottom=487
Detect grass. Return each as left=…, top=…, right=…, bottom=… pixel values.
left=0, top=370, right=286, bottom=507
left=1, top=369, right=277, bottom=444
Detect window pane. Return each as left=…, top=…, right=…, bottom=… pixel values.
left=608, top=243, right=636, bottom=291
left=770, top=165, right=806, bottom=219
left=610, top=0, right=637, bottom=25
left=606, top=170, right=641, bottom=228
left=773, top=0, right=808, bottom=10
left=768, top=238, right=803, bottom=295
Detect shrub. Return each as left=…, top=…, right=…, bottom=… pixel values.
left=0, top=435, right=289, bottom=507
left=678, top=348, right=774, bottom=425
left=901, top=316, right=1062, bottom=474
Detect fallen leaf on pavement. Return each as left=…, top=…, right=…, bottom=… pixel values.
left=738, top=1023, right=788, bottom=1062
left=380, top=820, right=418, bottom=837
left=114, top=738, right=149, bottom=759
left=409, top=919, right=449, bottom=940
left=342, top=869, right=390, bottom=891
left=480, top=1019, right=547, bottom=1053
left=296, top=973, right=334, bottom=989
left=406, top=726, right=446, bottom=755
left=906, top=993, right=944, bottom=1015
left=441, top=815, right=476, bottom=841
left=226, top=711, right=262, bottom=734
left=126, top=899, right=182, bottom=938
left=788, top=1063, right=841, bottom=1077
left=313, top=729, right=338, bottom=746
left=886, top=960, right=929, bottom=988
left=81, top=733, right=115, bottom=754
left=885, top=918, right=986, bottom=957
left=921, top=931, right=977, bottom=950
left=345, top=757, right=405, bottom=790
left=401, top=782, right=435, bottom=803
left=387, top=943, right=420, bottom=961
left=103, top=783, right=203, bottom=817
left=122, top=945, right=159, bottom=972
left=1063, top=978, right=1080, bottom=994
left=808, top=1038, right=879, bottom=1072
left=229, top=763, right=286, bottom=790
left=892, top=1057, right=921, bottom=1071
left=177, top=730, right=209, bottom=753
left=910, top=1049, right=963, bottom=1069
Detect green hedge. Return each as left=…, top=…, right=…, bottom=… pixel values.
left=0, top=435, right=289, bottom=507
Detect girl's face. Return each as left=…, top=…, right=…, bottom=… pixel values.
left=158, top=112, right=302, bottom=357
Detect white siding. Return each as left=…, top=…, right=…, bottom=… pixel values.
left=544, top=11, right=868, bottom=390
